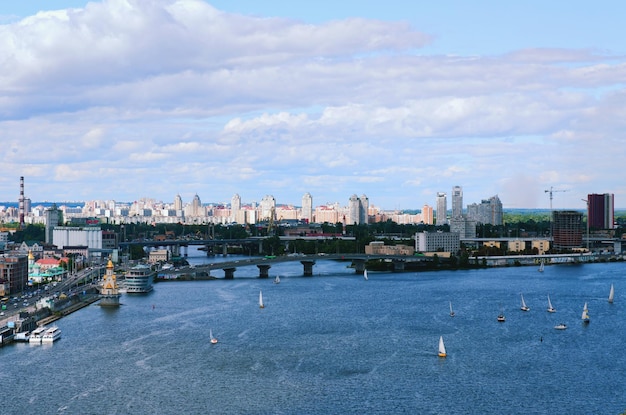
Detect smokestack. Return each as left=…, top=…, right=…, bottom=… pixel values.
left=19, top=176, right=25, bottom=228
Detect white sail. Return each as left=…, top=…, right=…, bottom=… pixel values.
left=520, top=294, right=530, bottom=311
left=274, top=275, right=280, bottom=284
left=438, top=336, right=447, bottom=357
left=449, top=301, right=455, bottom=317
left=581, top=302, right=589, bottom=321
left=259, top=290, right=265, bottom=308
left=538, top=261, right=544, bottom=272
left=609, top=284, right=614, bottom=303
left=547, top=295, right=556, bottom=312
left=210, top=329, right=217, bottom=344
left=363, top=269, right=368, bottom=280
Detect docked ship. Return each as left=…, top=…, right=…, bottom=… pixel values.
left=41, top=326, right=62, bottom=343
left=99, top=259, right=121, bottom=307
left=29, top=326, right=47, bottom=344
left=123, top=264, right=155, bottom=294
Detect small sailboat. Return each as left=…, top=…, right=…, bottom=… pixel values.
left=581, top=302, right=590, bottom=323
left=363, top=269, right=368, bottom=281
left=608, top=284, right=614, bottom=303
left=438, top=336, right=447, bottom=358
left=547, top=295, right=556, bottom=313
left=520, top=293, right=530, bottom=311
left=449, top=301, right=455, bottom=317
left=538, top=261, right=545, bottom=272
left=259, top=290, right=265, bottom=309
left=497, top=306, right=506, bottom=322
left=210, top=329, right=218, bottom=344
left=274, top=275, right=280, bottom=284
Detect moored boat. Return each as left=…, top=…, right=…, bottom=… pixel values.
left=124, top=264, right=155, bottom=294
left=29, top=326, right=46, bottom=344
left=554, top=323, right=567, bottom=330
left=41, top=326, right=62, bottom=343
left=14, top=331, right=31, bottom=342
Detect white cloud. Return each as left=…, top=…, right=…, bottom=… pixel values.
left=0, top=0, right=625, bottom=209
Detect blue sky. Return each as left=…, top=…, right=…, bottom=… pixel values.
left=1, top=0, right=625, bottom=210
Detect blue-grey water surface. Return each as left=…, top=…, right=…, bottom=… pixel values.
left=1, top=249, right=625, bottom=414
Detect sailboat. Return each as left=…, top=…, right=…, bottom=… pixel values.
left=581, top=302, right=590, bottom=323
left=210, top=329, right=218, bottom=344
left=538, top=261, right=545, bottom=272
left=363, top=269, right=368, bottom=281
left=608, top=284, right=614, bottom=304
left=274, top=275, right=280, bottom=284
left=438, top=336, right=447, bottom=358
left=449, top=301, right=455, bottom=317
left=259, top=290, right=265, bottom=309
left=520, top=293, right=530, bottom=311
left=497, top=306, right=506, bottom=322
left=547, top=295, right=556, bottom=313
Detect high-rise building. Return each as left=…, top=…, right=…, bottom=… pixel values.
left=231, top=194, right=241, bottom=214
left=451, top=186, right=463, bottom=219
left=301, top=193, right=313, bottom=223
left=359, top=194, right=369, bottom=224
left=466, top=195, right=503, bottom=225
left=44, top=204, right=62, bottom=245
left=347, top=194, right=369, bottom=225
left=587, top=193, right=614, bottom=230
left=191, top=194, right=202, bottom=217
left=552, top=210, right=583, bottom=251
left=260, top=195, right=276, bottom=221
left=421, top=204, right=433, bottom=225
left=174, top=194, right=183, bottom=211
left=436, top=192, right=447, bottom=225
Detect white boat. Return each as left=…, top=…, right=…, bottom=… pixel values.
left=449, top=301, right=455, bottom=317
left=497, top=306, right=505, bottom=322
left=520, top=294, right=530, bottom=311
left=210, top=329, right=218, bottom=344
left=554, top=323, right=567, bottom=330
left=608, top=284, right=614, bottom=304
left=259, top=290, right=265, bottom=309
left=547, top=295, right=556, bottom=313
left=14, top=331, right=31, bottom=342
left=274, top=275, right=280, bottom=284
left=41, top=326, right=62, bottom=343
left=124, top=264, right=155, bottom=294
left=582, top=302, right=590, bottom=323
left=29, top=326, right=46, bottom=344
left=363, top=269, right=368, bottom=280
left=438, top=336, right=447, bottom=358
left=538, top=261, right=544, bottom=272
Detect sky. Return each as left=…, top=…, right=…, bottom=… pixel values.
left=1, top=0, right=625, bottom=210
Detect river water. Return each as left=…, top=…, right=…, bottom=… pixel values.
left=1, top=248, right=625, bottom=414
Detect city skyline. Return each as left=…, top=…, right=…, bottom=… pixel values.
left=1, top=1, right=625, bottom=209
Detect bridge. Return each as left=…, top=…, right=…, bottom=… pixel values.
left=158, top=253, right=432, bottom=279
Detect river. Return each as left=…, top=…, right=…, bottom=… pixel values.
left=1, top=248, right=624, bottom=414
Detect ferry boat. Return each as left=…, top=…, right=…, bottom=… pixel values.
left=124, top=265, right=155, bottom=294
left=41, top=326, right=62, bottom=343
left=14, top=331, right=31, bottom=342
left=29, top=326, right=47, bottom=344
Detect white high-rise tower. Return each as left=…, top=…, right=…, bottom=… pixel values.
left=436, top=192, right=447, bottom=225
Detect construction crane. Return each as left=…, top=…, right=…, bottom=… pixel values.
left=545, top=187, right=568, bottom=210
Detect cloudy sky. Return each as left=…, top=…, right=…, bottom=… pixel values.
left=1, top=0, right=624, bottom=210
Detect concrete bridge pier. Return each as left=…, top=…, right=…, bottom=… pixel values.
left=222, top=243, right=228, bottom=257
left=223, top=267, right=236, bottom=279
left=183, top=245, right=188, bottom=257
left=352, top=259, right=366, bottom=274
left=257, top=264, right=271, bottom=278
left=392, top=260, right=405, bottom=272
left=300, top=260, right=316, bottom=276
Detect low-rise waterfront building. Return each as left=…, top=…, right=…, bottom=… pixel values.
left=415, top=231, right=460, bottom=255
